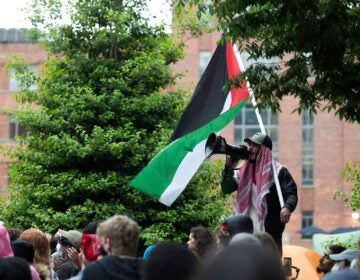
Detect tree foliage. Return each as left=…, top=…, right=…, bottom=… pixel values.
left=335, top=163, right=360, bottom=213
left=175, top=0, right=360, bottom=122
left=1, top=0, right=228, bottom=246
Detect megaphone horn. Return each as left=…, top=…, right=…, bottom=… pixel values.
left=205, top=133, right=249, bottom=161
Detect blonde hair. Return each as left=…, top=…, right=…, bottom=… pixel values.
left=97, top=215, right=140, bottom=257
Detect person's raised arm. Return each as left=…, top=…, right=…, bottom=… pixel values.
left=220, top=156, right=238, bottom=194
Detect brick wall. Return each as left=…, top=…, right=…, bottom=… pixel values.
left=0, top=42, right=48, bottom=192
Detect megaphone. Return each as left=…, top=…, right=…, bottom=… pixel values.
left=205, top=133, right=249, bottom=161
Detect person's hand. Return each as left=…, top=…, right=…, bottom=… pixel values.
left=280, top=207, right=291, bottom=223
left=225, top=155, right=235, bottom=168
left=67, top=247, right=82, bottom=269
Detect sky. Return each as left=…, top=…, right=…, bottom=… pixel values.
left=0, top=0, right=32, bottom=28
left=0, top=0, right=171, bottom=29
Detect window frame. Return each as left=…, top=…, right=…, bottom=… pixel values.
left=234, top=103, right=279, bottom=159
left=301, top=110, right=314, bottom=187
left=199, top=50, right=212, bottom=77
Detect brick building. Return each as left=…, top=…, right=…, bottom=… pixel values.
left=0, top=28, right=359, bottom=247
left=172, top=32, right=360, bottom=247
left=0, top=28, right=48, bottom=194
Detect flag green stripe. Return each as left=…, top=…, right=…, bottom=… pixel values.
left=130, top=98, right=248, bottom=199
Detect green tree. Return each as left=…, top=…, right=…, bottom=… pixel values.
left=175, top=0, right=360, bottom=122
left=1, top=0, right=228, bottom=246
left=335, top=163, right=360, bottom=213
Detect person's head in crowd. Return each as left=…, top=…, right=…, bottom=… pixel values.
left=57, top=229, right=82, bottom=256
left=6, top=228, right=23, bottom=242
left=19, top=228, right=50, bottom=265
left=80, top=220, right=103, bottom=264
left=317, top=244, right=346, bottom=274
left=142, top=241, right=201, bottom=280
left=200, top=242, right=285, bottom=280
left=83, top=220, right=104, bottom=234
left=10, top=240, right=41, bottom=280
left=81, top=234, right=100, bottom=263
left=329, top=248, right=359, bottom=271
left=187, top=226, right=215, bottom=260
left=216, top=215, right=254, bottom=249
left=11, top=240, right=35, bottom=263
left=0, top=257, right=32, bottom=280
left=229, top=233, right=261, bottom=247
left=222, top=215, right=254, bottom=236
left=254, top=232, right=281, bottom=259
left=0, top=224, right=14, bottom=258
left=96, top=215, right=139, bottom=257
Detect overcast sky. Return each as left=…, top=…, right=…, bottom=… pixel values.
left=0, top=0, right=171, bottom=29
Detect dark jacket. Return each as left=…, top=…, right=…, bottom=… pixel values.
left=82, top=255, right=143, bottom=280
left=55, top=259, right=79, bottom=280
left=221, top=166, right=298, bottom=234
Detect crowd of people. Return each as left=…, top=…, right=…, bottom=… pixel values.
left=0, top=214, right=359, bottom=280
left=0, top=132, right=358, bottom=279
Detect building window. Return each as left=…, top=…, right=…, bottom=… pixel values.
left=301, top=110, right=314, bottom=186
left=199, top=50, right=212, bottom=77
left=301, top=211, right=314, bottom=239
left=9, top=64, right=38, bottom=92
left=9, top=119, right=27, bottom=139
left=234, top=103, right=279, bottom=159
left=240, top=51, right=279, bottom=72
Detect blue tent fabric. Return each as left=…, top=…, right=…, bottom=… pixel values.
left=329, top=227, right=359, bottom=234
left=299, top=226, right=327, bottom=236
left=322, top=269, right=360, bottom=280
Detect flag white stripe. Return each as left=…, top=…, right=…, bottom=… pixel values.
left=159, top=93, right=233, bottom=206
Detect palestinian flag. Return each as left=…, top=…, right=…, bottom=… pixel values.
left=130, top=43, right=250, bottom=206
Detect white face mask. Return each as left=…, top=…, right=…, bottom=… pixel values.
left=331, top=264, right=340, bottom=272
left=56, top=242, right=61, bottom=252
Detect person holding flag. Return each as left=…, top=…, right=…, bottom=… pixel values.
left=220, top=132, right=298, bottom=256
left=130, top=42, right=251, bottom=206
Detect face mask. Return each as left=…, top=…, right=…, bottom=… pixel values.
left=56, top=242, right=61, bottom=252
left=99, top=245, right=108, bottom=257
left=81, top=234, right=100, bottom=261
left=331, top=264, right=339, bottom=272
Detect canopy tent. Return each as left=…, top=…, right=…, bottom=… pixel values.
left=312, top=230, right=360, bottom=255
left=283, top=244, right=321, bottom=280
left=329, top=227, right=359, bottom=234
left=299, top=226, right=327, bottom=237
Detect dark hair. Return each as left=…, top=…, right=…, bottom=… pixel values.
left=143, top=242, right=200, bottom=280
left=223, top=215, right=254, bottom=236
left=6, top=228, right=23, bottom=242
left=59, top=236, right=73, bottom=247
left=0, top=257, right=32, bottom=280
left=190, top=227, right=215, bottom=259
left=83, top=220, right=104, bottom=234
left=49, top=235, right=59, bottom=254
left=329, top=245, right=346, bottom=255
left=11, top=240, right=35, bottom=263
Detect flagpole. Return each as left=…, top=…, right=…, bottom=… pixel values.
left=233, top=45, right=285, bottom=208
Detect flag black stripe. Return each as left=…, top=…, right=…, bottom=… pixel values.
left=169, top=44, right=228, bottom=142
